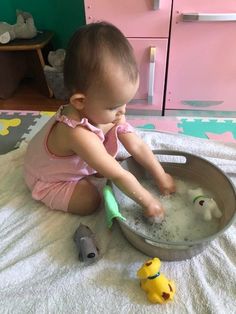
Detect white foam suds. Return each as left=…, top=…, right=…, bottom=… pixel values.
left=118, top=178, right=221, bottom=242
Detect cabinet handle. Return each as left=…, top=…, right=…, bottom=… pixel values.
left=181, top=12, right=236, bottom=22
left=153, top=0, right=160, bottom=10
left=148, top=47, right=156, bottom=104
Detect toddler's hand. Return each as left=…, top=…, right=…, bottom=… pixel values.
left=143, top=198, right=165, bottom=223
left=93, top=172, right=104, bottom=178
left=156, top=173, right=176, bottom=196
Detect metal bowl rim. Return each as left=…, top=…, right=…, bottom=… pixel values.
left=114, top=149, right=236, bottom=247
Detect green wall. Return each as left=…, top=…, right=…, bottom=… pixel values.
left=0, top=0, right=85, bottom=48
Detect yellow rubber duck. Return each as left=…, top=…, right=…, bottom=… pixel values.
left=137, top=257, right=176, bottom=304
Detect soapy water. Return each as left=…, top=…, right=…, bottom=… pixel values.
left=118, top=178, right=221, bottom=242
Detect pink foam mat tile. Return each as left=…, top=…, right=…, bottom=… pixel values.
left=0, top=110, right=40, bottom=116
left=127, top=116, right=181, bottom=134
left=205, top=131, right=236, bottom=143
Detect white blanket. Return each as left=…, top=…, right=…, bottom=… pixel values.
left=0, top=131, right=236, bottom=314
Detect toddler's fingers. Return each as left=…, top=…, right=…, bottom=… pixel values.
left=163, top=189, right=170, bottom=196
left=162, top=184, right=176, bottom=195
left=144, top=206, right=165, bottom=221
left=147, top=215, right=164, bottom=224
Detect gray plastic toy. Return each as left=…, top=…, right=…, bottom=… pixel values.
left=73, top=223, right=99, bottom=264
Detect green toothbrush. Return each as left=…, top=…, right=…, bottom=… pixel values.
left=103, top=185, right=126, bottom=228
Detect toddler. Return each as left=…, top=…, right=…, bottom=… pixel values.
left=24, top=22, right=175, bottom=219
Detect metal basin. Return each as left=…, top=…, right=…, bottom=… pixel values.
left=110, top=150, right=236, bottom=261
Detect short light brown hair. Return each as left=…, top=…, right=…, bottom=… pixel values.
left=64, top=22, right=138, bottom=95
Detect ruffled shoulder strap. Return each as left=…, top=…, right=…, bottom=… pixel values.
left=55, top=105, right=104, bottom=141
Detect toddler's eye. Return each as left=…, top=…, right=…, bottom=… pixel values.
left=108, top=104, right=123, bottom=111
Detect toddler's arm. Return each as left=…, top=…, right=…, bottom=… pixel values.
left=69, top=126, right=164, bottom=219
left=118, top=131, right=176, bottom=195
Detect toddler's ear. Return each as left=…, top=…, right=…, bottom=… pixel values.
left=70, top=93, right=86, bottom=110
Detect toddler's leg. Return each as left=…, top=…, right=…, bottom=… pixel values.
left=67, top=178, right=101, bottom=215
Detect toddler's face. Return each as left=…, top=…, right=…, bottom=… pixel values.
left=82, top=63, right=139, bottom=125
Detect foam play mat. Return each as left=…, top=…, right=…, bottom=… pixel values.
left=1, top=110, right=236, bottom=154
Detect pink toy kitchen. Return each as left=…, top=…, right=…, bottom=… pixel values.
left=84, top=0, right=236, bottom=117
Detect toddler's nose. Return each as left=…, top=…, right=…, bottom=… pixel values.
left=118, top=104, right=126, bottom=115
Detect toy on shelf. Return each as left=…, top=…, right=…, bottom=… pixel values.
left=188, top=188, right=222, bottom=221
left=137, top=257, right=175, bottom=304
left=73, top=223, right=99, bottom=264
left=45, top=48, right=66, bottom=72
left=44, top=48, right=68, bottom=100
left=0, top=10, right=37, bottom=44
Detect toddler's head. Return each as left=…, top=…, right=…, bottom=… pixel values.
left=64, top=22, right=139, bottom=124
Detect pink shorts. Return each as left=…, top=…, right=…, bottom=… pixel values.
left=24, top=172, right=77, bottom=212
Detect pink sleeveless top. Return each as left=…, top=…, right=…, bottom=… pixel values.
left=24, top=106, right=134, bottom=184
